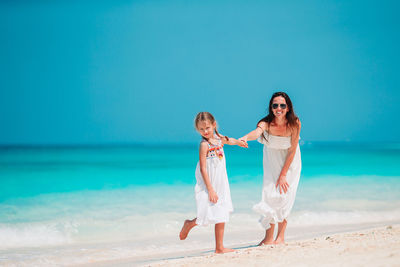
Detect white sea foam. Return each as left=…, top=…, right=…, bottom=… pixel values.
left=2, top=207, right=399, bottom=251
left=0, top=221, right=76, bottom=249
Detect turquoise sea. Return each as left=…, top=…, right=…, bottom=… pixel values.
left=1, top=142, right=400, bottom=265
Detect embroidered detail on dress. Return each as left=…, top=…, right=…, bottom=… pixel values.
left=207, top=145, right=224, bottom=159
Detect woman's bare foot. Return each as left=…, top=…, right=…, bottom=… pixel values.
left=274, top=238, right=285, bottom=245
left=179, top=219, right=196, bottom=240
left=215, top=247, right=235, bottom=254
left=258, top=239, right=275, bottom=246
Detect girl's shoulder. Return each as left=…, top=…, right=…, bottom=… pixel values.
left=200, top=139, right=209, bottom=146
left=199, top=140, right=210, bottom=153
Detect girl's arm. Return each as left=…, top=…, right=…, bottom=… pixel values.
left=276, top=120, right=301, bottom=194
left=221, top=136, right=247, bottom=147
left=239, top=121, right=267, bottom=143
left=199, top=142, right=218, bottom=203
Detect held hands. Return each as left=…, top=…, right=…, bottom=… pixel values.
left=208, top=188, right=218, bottom=203
left=276, top=174, right=290, bottom=194
left=238, top=136, right=248, bottom=148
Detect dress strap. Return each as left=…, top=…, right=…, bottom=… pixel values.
left=201, top=136, right=224, bottom=151
left=208, top=136, right=223, bottom=148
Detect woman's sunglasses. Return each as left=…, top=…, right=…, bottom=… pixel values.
left=272, top=103, right=287, bottom=109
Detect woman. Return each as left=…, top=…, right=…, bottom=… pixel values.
left=240, top=92, right=301, bottom=245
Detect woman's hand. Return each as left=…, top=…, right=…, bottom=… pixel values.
left=208, top=189, right=218, bottom=203
left=276, top=174, right=289, bottom=194
left=239, top=136, right=248, bottom=148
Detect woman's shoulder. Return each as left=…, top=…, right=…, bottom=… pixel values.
left=294, top=118, right=301, bottom=129
left=290, top=118, right=301, bottom=136
left=257, top=120, right=269, bottom=130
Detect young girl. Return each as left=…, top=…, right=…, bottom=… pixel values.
left=179, top=112, right=245, bottom=253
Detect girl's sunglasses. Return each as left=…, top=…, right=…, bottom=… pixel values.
left=272, top=103, right=287, bottom=109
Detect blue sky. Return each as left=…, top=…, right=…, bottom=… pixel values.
left=0, top=0, right=399, bottom=145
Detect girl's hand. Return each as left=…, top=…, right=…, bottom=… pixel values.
left=276, top=174, right=289, bottom=194
left=237, top=139, right=248, bottom=148
left=208, top=189, right=218, bottom=203
left=238, top=136, right=248, bottom=148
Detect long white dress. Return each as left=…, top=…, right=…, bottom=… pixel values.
left=195, top=138, right=233, bottom=226
left=253, top=131, right=302, bottom=229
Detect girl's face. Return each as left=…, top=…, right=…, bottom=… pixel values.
left=271, top=96, right=288, bottom=118
left=196, top=120, right=216, bottom=139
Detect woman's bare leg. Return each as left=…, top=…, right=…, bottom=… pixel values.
left=258, top=223, right=275, bottom=246
left=179, top=218, right=197, bottom=240
left=215, top=223, right=234, bottom=253
left=275, top=219, right=287, bottom=244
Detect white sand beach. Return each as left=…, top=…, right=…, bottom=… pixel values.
left=144, top=224, right=400, bottom=267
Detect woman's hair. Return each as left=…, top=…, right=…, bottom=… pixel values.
left=195, top=112, right=229, bottom=141
left=258, top=92, right=300, bottom=134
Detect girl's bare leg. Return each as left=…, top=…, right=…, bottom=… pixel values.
left=275, top=219, right=287, bottom=244
left=215, top=223, right=234, bottom=253
left=179, top=218, right=197, bottom=240
left=258, top=223, right=275, bottom=246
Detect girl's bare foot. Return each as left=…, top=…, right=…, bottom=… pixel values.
left=179, top=219, right=196, bottom=240
left=215, top=247, right=234, bottom=254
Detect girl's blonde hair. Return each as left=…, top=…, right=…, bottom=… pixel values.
left=194, top=112, right=228, bottom=141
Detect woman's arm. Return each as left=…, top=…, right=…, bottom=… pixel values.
left=199, top=142, right=218, bottom=203
left=239, top=121, right=267, bottom=142
left=276, top=120, right=301, bottom=194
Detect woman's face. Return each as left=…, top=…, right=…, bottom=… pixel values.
left=271, top=96, right=288, bottom=118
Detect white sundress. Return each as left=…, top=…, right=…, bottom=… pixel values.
left=195, top=137, right=233, bottom=226
left=253, top=131, right=302, bottom=229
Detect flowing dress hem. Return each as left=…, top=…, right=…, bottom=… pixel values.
left=195, top=209, right=233, bottom=226
left=253, top=202, right=290, bottom=229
